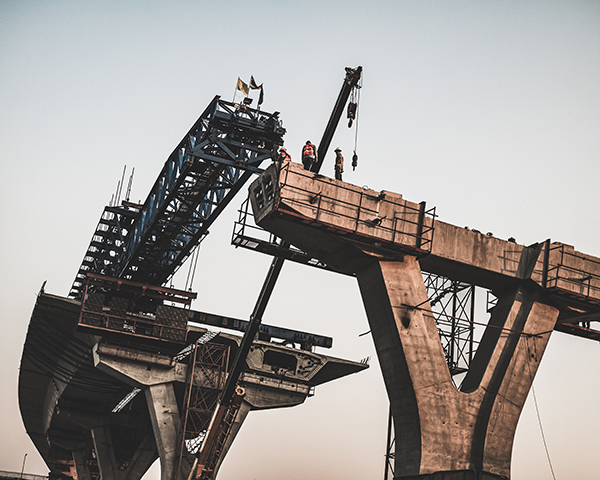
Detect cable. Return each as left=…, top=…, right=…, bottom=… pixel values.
left=525, top=338, right=557, bottom=480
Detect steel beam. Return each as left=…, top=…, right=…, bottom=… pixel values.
left=70, top=97, right=285, bottom=298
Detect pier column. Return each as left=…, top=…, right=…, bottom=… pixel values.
left=121, top=432, right=159, bottom=480
left=145, top=383, right=181, bottom=480
left=71, top=448, right=92, bottom=480
left=356, top=256, right=559, bottom=479
left=91, top=425, right=118, bottom=480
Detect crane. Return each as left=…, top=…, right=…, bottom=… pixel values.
left=69, top=67, right=362, bottom=480
left=193, top=66, right=363, bottom=480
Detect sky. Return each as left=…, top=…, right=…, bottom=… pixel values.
left=1, top=1, right=599, bottom=479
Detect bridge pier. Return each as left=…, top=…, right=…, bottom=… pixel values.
left=356, top=257, right=559, bottom=478
left=72, top=448, right=92, bottom=480
left=145, top=384, right=181, bottom=480
left=247, top=161, right=590, bottom=478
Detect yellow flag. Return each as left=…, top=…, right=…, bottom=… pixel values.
left=236, top=78, right=249, bottom=96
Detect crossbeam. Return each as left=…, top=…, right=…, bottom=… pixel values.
left=188, top=309, right=333, bottom=349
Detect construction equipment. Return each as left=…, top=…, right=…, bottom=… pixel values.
left=312, top=66, right=362, bottom=173
left=69, top=97, right=285, bottom=298
left=193, top=66, right=363, bottom=480
left=65, top=68, right=362, bottom=480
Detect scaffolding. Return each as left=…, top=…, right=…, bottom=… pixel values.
left=78, top=273, right=196, bottom=343
left=176, top=338, right=230, bottom=480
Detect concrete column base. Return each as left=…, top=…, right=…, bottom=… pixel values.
left=72, top=448, right=92, bottom=480
left=356, top=256, right=559, bottom=478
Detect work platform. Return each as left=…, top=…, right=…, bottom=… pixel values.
left=19, top=290, right=367, bottom=480
left=251, top=161, right=600, bottom=329
left=249, top=160, right=600, bottom=479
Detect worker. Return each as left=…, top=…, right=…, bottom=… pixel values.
left=278, top=147, right=291, bottom=163
left=301, top=140, right=317, bottom=171
left=334, top=147, right=344, bottom=180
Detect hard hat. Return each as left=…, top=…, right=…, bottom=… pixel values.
left=335, top=147, right=341, bottom=152
left=280, top=147, right=286, bottom=151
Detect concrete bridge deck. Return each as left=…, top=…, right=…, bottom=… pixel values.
left=251, top=161, right=600, bottom=327
left=19, top=291, right=367, bottom=480
left=249, top=160, right=600, bottom=479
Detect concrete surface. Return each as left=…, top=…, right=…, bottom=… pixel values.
left=250, top=161, right=597, bottom=479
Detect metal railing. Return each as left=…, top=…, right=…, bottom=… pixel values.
left=0, top=472, right=48, bottom=480
left=274, top=162, right=436, bottom=254
left=545, top=243, right=600, bottom=304
left=78, top=273, right=195, bottom=343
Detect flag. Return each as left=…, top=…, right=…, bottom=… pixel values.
left=236, top=78, right=249, bottom=96
left=250, top=76, right=262, bottom=90
left=258, top=86, right=264, bottom=107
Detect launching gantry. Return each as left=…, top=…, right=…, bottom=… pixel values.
left=250, top=161, right=600, bottom=479
left=19, top=88, right=369, bottom=480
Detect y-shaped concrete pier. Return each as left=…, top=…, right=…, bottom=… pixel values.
left=250, top=161, right=600, bottom=479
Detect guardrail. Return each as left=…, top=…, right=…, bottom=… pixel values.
left=272, top=162, right=436, bottom=254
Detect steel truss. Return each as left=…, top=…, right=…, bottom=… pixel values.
left=177, top=340, right=229, bottom=480
left=70, top=97, right=285, bottom=298
left=424, top=272, right=476, bottom=378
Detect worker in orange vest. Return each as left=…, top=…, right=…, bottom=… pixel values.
left=334, top=147, right=344, bottom=180
left=278, top=147, right=291, bottom=163
left=302, top=140, right=317, bottom=171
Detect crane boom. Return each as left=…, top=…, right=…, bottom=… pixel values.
left=312, top=66, right=362, bottom=173
left=194, top=66, right=363, bottom=480
left=69, top=97, right=285, bottom=298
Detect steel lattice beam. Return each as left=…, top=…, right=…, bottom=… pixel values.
left=70, top=96, right=285, bottom=298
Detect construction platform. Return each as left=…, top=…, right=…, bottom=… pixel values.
left=249, top=160, right=600, bottom=479
left=19, top=289, right=367, bottom=480
left=251, top=161, right=600, bottom=332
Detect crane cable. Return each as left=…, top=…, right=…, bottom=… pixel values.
left=348, top=74, right=362, bottom=171
left=525, top=337, right=557, bottom=480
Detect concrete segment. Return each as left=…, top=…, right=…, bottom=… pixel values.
left=251, top=161, right=600, bottom=308
left=251, top=163, right=569, bottom=478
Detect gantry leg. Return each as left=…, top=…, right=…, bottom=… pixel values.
left=91, top=425, right=119, bottom=480
left=145, top=383, right=182, bottom=480
left=356, top=256, right=559, bottom=479
left=72, top=448, right=92, bottom=480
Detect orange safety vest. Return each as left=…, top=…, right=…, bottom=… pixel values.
left=280, top=151, right=291, bottom=161
left=335, top=153, right=344, bottom=171
left=302, top=143, right=315, bottom=157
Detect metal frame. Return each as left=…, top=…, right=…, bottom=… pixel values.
left=78, top=273, right=196, bottom=343
left=424, top=273, right=476, bottom=378
left=544, top=242, right=600, bottom=306
left=177, top=341, right=230, bottom=480
left=231, top=195, right=339, bottom=273
left=70, top=97, right=285, bottom=298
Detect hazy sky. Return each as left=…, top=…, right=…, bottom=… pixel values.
left=1, top=1, right=599, bottom=479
